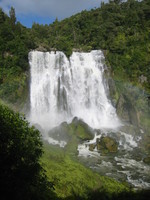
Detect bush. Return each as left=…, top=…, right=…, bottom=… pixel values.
left=0, top=104, right=55, bottom=200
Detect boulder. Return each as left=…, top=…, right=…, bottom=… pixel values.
left=49, top=117, right=94, bottom=142
left=71, top=117, right=94, bottom=140
left=143, top=157, right=150, bottom=165
left=49, top=122, right=72, bottom=143
left=88, top=136, right=118, bottom=153
left=89, top=143, right=96, bottom=151
left=97, top=136, right=118, bottom=153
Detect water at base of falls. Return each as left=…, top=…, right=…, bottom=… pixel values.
left=29, top=50, right=150, bottom=189
left=29, top=50, right=121, bottom=131
left=78, top=129, right=150, bottom=189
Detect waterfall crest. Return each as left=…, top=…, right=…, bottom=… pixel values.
left=29, top=50, right=120, bottom=130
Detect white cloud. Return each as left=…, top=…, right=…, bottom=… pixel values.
left=0, top=0, right=107, bottom=19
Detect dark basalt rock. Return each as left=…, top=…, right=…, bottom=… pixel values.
left=143, top=157, right=150, bottom=165
left=70, top=117, right=94, bottom=140
left=97, top=136, right=118, bottom=153
left=89, top=136, right=118, bottom=153
left=89, top=143, right=96, bottom=151
left=49, top=117, right=94, bottom=143
left=116, top=94, right=139, bottom=126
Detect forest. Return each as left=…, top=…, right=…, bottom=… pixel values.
left=0, top=0, right=150, bottom=199
left=0, top=0, right=150, bottom=104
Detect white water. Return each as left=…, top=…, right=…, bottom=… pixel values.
left=29, top=50, right=150, bottom=189
left=29, top=50, right=120, bottom=130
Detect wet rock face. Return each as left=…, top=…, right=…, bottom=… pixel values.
left=71, top=117, right=94, bottom=140
left=49, top=122, right=72, bottom=143
left=116, top=94, right=139, bottom=126
left=49, top=117, right=94, bottom=143
left=89, top=136, right=118, bottom=153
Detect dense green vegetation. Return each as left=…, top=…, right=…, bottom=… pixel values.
left=0, top=102, right=150, bottom=199
left=30, top=0, right=150, bottom=92
left=1, top=0, right=150, bottom=199
left=0, top=104, right=55, bottom=200
left=0, top=7, right=35, bottom=105
left=42, top=142, right=130, bottom=199
left=0, top=0, right=150, bottom=105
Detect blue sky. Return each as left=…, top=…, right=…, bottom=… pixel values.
left=0, top=0, right=107, bottom=28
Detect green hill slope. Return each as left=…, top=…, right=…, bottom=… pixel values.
left=31, top=0, right=150, bottom=92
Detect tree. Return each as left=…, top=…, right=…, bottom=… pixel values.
left=0, top=104, right=55, bottom=200
left=0, top=8, right=5, bottom=24
left=9, top=6, right=16, bottom=28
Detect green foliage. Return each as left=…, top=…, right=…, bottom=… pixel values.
left=28, top=0, right=150, bottom=92
left=0, top=7, right=35, bottom=104
left=9, top=7, right=16, bottom=28
left=66, top=120, right=94, bottom=141
left=42, top=143, right=130, bottom=199
left=0, top=104, right=55, bottom=200
left=0, top=3, right=150, bottom=199
left=1, top=0, right=150, bottom=103
left=0, top=102, right=148, bottom=200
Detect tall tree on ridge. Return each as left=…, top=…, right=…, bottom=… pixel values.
left=9, top=6, right=16, bottom=29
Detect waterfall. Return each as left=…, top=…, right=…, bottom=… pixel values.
left=29, top=50, right=120, bottom=130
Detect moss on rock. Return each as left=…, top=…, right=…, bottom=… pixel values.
left=143, top=157, right=150, bottom=165
left=89, top=143, right=96, bottom=151
left=98, top=136, right=118, bottom=153
left=88, top=136, right=118, bottom=154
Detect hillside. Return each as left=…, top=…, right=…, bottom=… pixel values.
left=1, top=1, right=150, bottom=199
left=0, top=0, right=150, bottom=106
left=31, top=0, right=150, bottom=92
left=0, top=7, right=35, bottom=105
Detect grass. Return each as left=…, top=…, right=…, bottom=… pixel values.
left=41, top=142, right=130, bottom=199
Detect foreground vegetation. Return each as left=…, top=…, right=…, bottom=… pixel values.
left=0, top=104, right=55, bottom=200
left=0, top=0, right=150, bottom=199
left=0, top=0, right=150, bottom=105
left=1, top=103, right=150, bottom=199
left=42, top=143, right=130, bottom=199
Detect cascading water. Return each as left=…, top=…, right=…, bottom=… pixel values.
left=29, top=50, right=150, bottom=189
left=29, top=50, right=120, bottom=130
